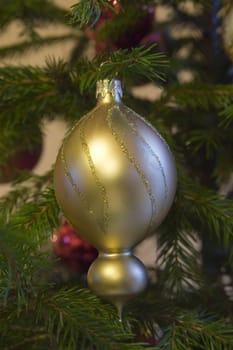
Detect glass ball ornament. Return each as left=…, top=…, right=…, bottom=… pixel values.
left=0, top=127, right=42, bottom=183
left=86, top=2, right=155, bottom=53
left=52, top=217, right=98, bottom=274
left=54, top=79, right=177, bottom=317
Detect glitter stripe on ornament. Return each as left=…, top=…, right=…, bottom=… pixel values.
left=60, top=143, right=95, bottom=218
left=106, top=105, right=156, bottom=234
left=121, top=105, right=168, bottom=203
left=59, top=110, right=103, bottom=227
left=125, top=104, right=172, bottom=155
left=62, top=105, right=99, bottom=140
left=79, top=123, right=110, bottom=233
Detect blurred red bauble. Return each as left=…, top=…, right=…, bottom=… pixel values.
left=113, top=6, right=154, bottom=49
left=86, top=2, right=155, bottom=53
left=0, top=134, right=42, bottom=183
left=52, top=218, right=98, bottom=274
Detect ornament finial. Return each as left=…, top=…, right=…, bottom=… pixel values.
left=96, top=79, right=122, bottom=103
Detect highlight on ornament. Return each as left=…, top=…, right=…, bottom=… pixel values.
left=54, top=78, right=177, bottom=318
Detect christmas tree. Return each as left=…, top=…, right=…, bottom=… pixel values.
left=1, top=0, right=233, bottom=349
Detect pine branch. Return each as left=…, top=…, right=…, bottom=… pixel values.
left=9, top=187, right=59, bottom=235
left=162, top=83, right=233, bottom=112
left=0, top=186, right=59, bottom=301
left=157, top=198, right=203, bottom=296
left=156, top=169, right=233, bottom=296
left=0, top=33, right=79, bottom=58
left=0, top=303, right=51, bottom=350
left=158, top=312, right=233, bottom=349
left=0, top=0, right=68, bottom=30
left=0, top=65, right=57, bottom=121
left=0, top=287, right=152, bottom=350
left=38, top=287, right=153, bottom=350
left=187, top=127, right=224, bottom=159
left=69, top=0, right=119, bottom=27
left=0, top=222, right=55, bottom=307
left=0, top=170, right=53, bottom=220
left=69, top=0, right=211, bottom=29
left=0, top=46, right=167, bottom=127
left=178, top=175, right=233, bottom=247
left=220, top=104, right=233, bottom=128
left=78, top=44, right=168, bottom=91
left=150, top=118, right=218, bottom=245
left=0, top=62, right=93, bottom=126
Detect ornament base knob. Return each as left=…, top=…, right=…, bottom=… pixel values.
left=87, top=252, right=148, bottom=314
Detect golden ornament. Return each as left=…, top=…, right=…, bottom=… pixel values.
left=54, top=79, right=177, bottom=317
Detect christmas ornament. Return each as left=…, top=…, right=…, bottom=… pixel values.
left=113, top=6, right=154, bottom=49
left=85, top=0, right=119, bottom=53
left=52, top=217, right=98, bottom=273
left=86, top=3, right=154, bottom=53
left=0, top=132, right=42, bottom=183
left=54, top=79, right=177, bottom=317
left=222, top=3, right=233, bottom=61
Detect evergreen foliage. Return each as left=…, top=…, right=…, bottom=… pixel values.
left=1, top=0, right=233, bottom=349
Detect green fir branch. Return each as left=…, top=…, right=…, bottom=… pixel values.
left=0, top=65, right=57, bottom=121
left=184, top=127, right=224, bottom=160
left=9, top=187, right=59, bottom=235
left=157, top=171, right=233, bottom=295
left=0, top=222, right=55, bottom=308
left=0, top=170, right=53, bottom=220
left=220, top=104, right=233, bottom=128
left=37, top=287, right=151, bottom=350
left=162, top=83, right=233, bottom=112
left=0, top=47, right=167, bottom=125
left=0, top=0, right=68, bottom=30
left=0, top=33, right=79, bottom=58
left=0, top=287, right=151, bottom=350
left=0, top=63, right=93, bottom=124
left=178, top=175, right=233, bottom=246
left=69, top=0, right=119, bottom=27
left=78, top=44, right=168, bottom=92
left=158, top=312, right=233, bottom=350
left=157, top=200, right=203, bottom=295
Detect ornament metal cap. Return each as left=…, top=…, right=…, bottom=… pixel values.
left=96, top=79, right=122, bottom=104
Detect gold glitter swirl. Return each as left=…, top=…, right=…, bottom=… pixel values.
left=125, top=105, right=171, bottom=154
left=63, top=106, right=100, bottom=141
left=59, top=106, right=106, bottom=232
left=106, top=105, right=156, bottom=233
left=122, top=105, right=169, bottom=202
left=79, top=124, right=110, bottom=233
left=60, top=143, right=94, bottom=216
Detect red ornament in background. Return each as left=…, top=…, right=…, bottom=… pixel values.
left=86, top=1, right=155, bottom=53
left=86, top=0, right=119, bottom=52
left=0, top=147, right=42, bottom=183
left=52, top=218, right=98, bottom=274
left=0, top=128, right=43, bottom=183
left=113, top=6, right=155, bottom=49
